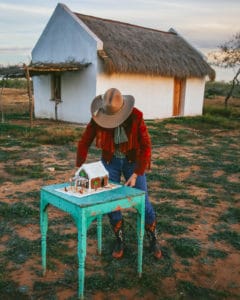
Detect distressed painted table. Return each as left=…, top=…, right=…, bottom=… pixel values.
left=40, top=182, right=145, bottom=299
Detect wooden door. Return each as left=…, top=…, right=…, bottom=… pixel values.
left=173, top=78, right=185, bottom=116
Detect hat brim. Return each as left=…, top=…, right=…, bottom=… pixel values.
left=91, top=95, right=135, bottom=128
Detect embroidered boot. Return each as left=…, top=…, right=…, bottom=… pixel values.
left=111, top=219, right=124, bottom=259
left=145, top=221, right=162, bottom=259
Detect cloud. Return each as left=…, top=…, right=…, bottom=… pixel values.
left=0, top=0, right=239, bottom=68
left=0, top=47, right=31, bottom=52
left=0, top=2, right=52, bottom=15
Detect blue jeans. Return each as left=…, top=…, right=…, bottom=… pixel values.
left=102, top=156, right=156, bottom=226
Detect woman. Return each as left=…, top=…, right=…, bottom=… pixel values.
left=76, top=88, right=162, bottom=259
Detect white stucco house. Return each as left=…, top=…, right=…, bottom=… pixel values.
left=31, top=3, right=215, bottom=123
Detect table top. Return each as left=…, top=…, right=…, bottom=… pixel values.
left=41, top=183, right=145, bottom=207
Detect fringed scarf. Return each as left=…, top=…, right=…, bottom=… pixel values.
left=95, top=109, right=140, bottom=153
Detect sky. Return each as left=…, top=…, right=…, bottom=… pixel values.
left=0, top=0, right=239, bottom=81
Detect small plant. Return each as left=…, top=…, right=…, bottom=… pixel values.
left=207, top=248, right=228, bottom=259
left=6, top=163, right=45, bottom=179
left=209, top=230, right=240, bottom=250
left=219, top=207, right=240, bottom=224
left=168, top=237, right=201, bottom=258
left=178, top=280, right=228, bottom=299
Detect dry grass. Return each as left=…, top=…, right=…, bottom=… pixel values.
left=0, top=89, right=239, bottom=299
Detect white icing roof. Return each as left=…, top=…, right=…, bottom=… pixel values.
left=75, top=161, right=109, bottom=180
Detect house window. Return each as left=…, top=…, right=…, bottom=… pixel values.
left=51, top=73, right=61, bottom=102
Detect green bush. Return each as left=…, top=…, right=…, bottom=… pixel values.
left=0, top=78, right=28, bottom=89
left=205, top=81, right=240, bottom=98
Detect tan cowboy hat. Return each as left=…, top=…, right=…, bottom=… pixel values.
left=91, top=88, right=135, bottom=128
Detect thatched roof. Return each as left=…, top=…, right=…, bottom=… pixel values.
left=27, top=61, right=90, bottom=76
left=75, top=13, right=215, bottom=80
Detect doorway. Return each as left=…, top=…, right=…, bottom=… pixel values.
left=173, top=78, right=185, bottom=116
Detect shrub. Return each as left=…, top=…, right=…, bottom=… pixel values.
left=0, top=78, right=28, bottom=89
left=205, top=81, right=240, bottom=98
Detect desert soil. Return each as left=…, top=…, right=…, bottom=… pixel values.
left=0, top=88, right=239, bottom=299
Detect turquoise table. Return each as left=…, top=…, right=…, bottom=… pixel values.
left=40, top=183, right=145, bottom=299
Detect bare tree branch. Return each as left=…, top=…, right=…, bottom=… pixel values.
left=208, top=32, right=240, bottom=106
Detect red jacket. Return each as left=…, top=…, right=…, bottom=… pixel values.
left=76, top=107, right=151, bottom=175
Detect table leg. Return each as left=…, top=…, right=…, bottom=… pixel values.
left=40, top=200, right=48, bottom=276
left=77, top=214, right=87, bottom=299
left=97, top=215, right=102, bottom=255
left=137, top=196, right=145, bottom=277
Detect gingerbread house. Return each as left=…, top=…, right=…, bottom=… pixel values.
left=73, top=161, right=109, bottom=192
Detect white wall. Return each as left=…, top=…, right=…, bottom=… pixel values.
left=32, top=3, right=100, bottom=123
left=32, top=4, right=101, bottom=64
left=97, top=60, right=206, bottom=120
left=33, top=65, right=96, bottom=123
left=183, top=78, right=206, bottom=116
left=96, top=67, right=174, bottom=120
left=57, top=66, right=96, bottom=123
left=33, top=75, right=53, bottom=119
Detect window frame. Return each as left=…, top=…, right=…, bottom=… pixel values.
left=50, top=73, right=62, bottom=102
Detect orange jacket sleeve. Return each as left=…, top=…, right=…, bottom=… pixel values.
left=134, top=114, right=152, bottom=175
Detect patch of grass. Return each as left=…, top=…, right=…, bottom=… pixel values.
left=178, top=280, right=229, bottom=299
left=158, top=219, right=188, bottom=235
left=153, top=158, right=167, bottom=166
left=219, top=207, right=240, bottom=224
left=209, top=230, right=240, bottom=250
left=152, top=190, right=200, bottom=205
left=147, top=123, right=173, bottom=145
left=6, top=163, right=46, bottom=180
left=46, top=228, right=77, bottom=260
left=5, top=234, right=40, bottom=264
left=0, top=201, right=38, bottom=222
left=168, top=237, right=201, bottom=258
left=148, top=170, right=182, bottom=189
left=175, top=128, right=201, bottom=145
left=0, top=123, right=83, bottom=146
left=161, top=112, right=239, bottom=131
left=154, top=202, right=194, bottom=234
left=37, top=127, right=78, bottom=145
left=88, top=145, right=101, bottom=157
left=155, top=202, right=193, bottom=217
left=207, top=248, right=228, bottom=259
left=181, top=259, right=191, bottom=266
left=175, top=215, right=195, bottom=224
left=202, top=196, right=219, bottom=208
left=33, top=281, right=57, bottom=298
left=223, top=163, right=240, bottom=174
left=0, top=123, right=31, bottom=136
left=172, top=154, right=192, bottom=167
left=0, top=279, right=29, bottom=300
left=0, top=149, right=23, bottom=161
left=4, top=111, right=29, bottom=120
left=213, top=223, right=230, bottom=231
left=24, top=190, right=40, bottom=200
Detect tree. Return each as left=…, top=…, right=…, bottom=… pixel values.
left=208, top=32, right=240, bottom=107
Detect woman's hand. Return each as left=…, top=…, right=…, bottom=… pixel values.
left=125, top=173, right=138, bottom=187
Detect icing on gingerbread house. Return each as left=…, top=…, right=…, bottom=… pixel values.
left=74, top=161, right=109, bottom=191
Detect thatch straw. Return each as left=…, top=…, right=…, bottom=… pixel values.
left=75, top=13, right=215, bottom=80
left=28, top=61, right=90, bottom=76
left=0, top=61, right=90, bottom=78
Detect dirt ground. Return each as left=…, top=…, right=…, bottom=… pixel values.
left=0, top=88, right=240, bottom=299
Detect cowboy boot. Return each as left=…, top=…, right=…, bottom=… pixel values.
left=111, top=219, right=124, bottom=259
left=145, top=221, right=162, bottom=259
